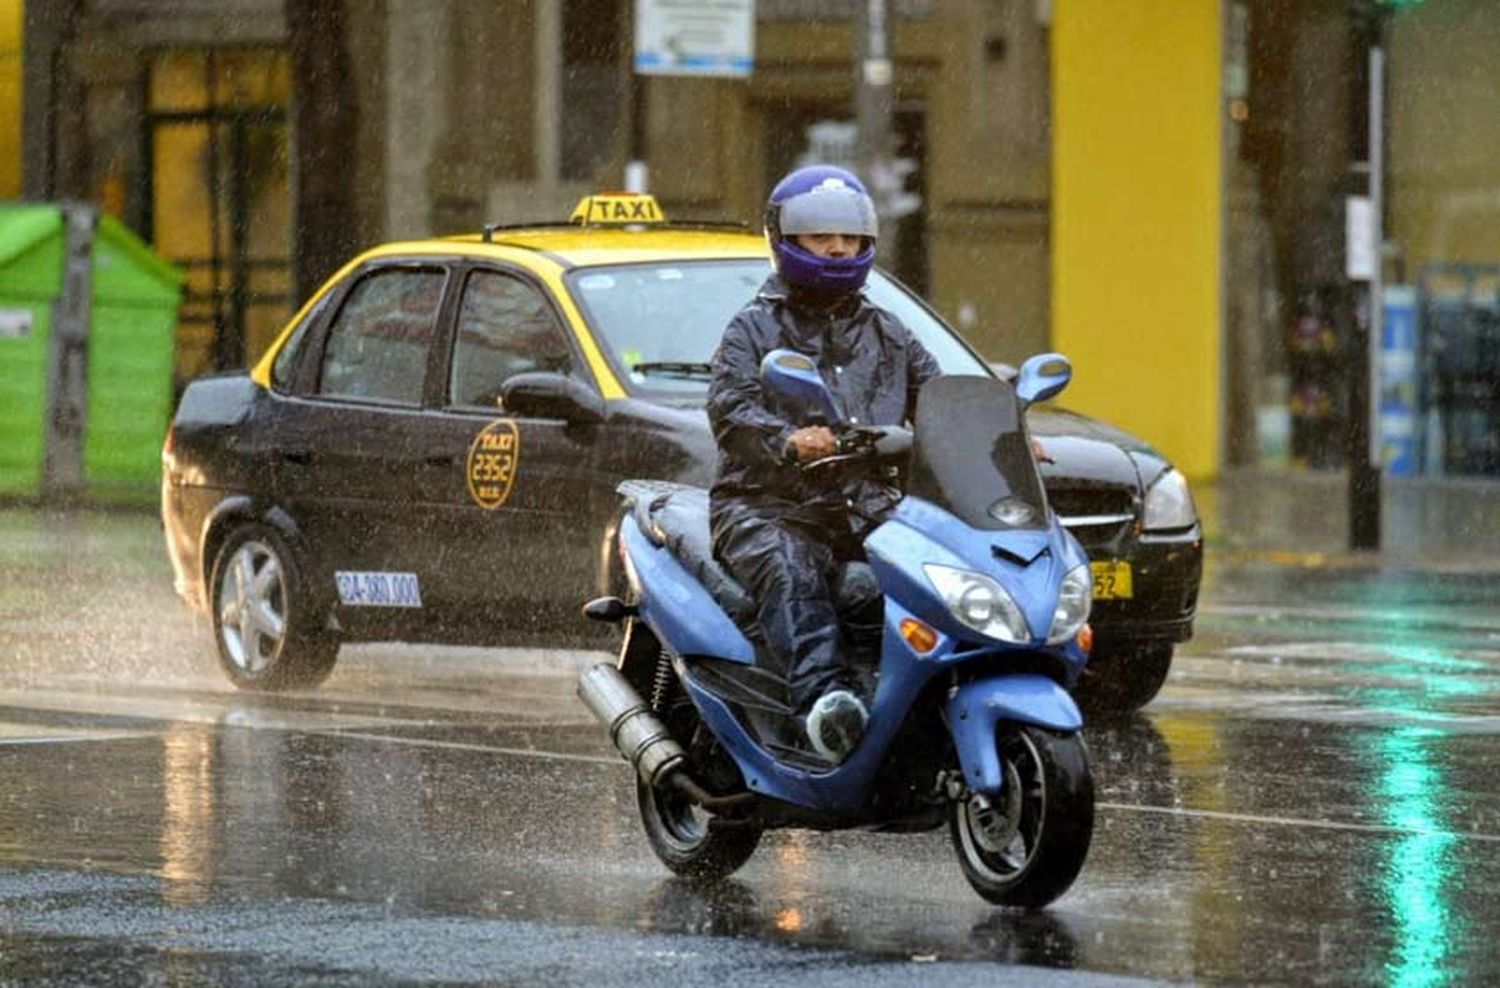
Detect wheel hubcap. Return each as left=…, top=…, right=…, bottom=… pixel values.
left=960, top=733, right=1044, bottom=878
left=217, top=540, right=287, bottom=673
left=967, top=760, right=1023, bottom=854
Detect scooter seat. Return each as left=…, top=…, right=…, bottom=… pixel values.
left=618, top=481, right=760, bottom=630
left=618, top=480, right=884, bottom=647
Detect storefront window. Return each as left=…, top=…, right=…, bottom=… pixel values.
left=1231, top=0, right=1500, bottom=478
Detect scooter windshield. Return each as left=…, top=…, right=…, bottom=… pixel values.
left=906, top=375, right=1049, bottom=531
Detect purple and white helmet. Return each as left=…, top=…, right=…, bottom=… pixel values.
left=764, top=165, right=878, bottom=295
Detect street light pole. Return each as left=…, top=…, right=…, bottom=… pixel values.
left=854, top=0, right=896, bottom=265
left=1348, top=9, right=1387, bottom=552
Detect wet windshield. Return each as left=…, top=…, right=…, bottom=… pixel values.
left=565, top=260, right=990, bottom=395
left=906, top=375, right=1049, bottom=532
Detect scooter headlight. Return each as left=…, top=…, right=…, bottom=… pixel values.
left=1046, top=564, right=1093, bottom=644
left=923, top=564, right=1031, bottom=644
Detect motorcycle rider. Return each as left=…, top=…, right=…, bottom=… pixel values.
left=706, top=165, right=941, bottom=761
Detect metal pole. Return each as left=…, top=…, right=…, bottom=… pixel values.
left=854, top=0, right=896, bottom=265
left=626, top=74, right=649, bottom=194
left=1368, top=44, right=1385, bottom=468
left=1348, top=36, right=1384, bottom=551
left=627, top=1, right=649, bottom=193
left=42, top=203, right=96, bottom=503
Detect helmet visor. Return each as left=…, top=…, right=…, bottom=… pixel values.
left=777, top=185, right=878, bottom=239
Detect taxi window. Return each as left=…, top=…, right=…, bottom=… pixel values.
left=269, top=289, right=334, bottom=391
left=449, top=270, right=573, bottom=408
left=317, top=267, right=446, bottom=405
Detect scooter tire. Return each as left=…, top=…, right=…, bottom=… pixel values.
left=637, top=777, right=762, bottom=881
left=949, top=724, right=1094, bottom=908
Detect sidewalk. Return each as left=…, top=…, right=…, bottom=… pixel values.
left=1198, top=467, right=1500, bottom=573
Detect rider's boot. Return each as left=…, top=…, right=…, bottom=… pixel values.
left=806, top=688, right=868, bottom=761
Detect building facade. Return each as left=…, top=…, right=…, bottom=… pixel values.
left=20, top=0, right=1054, bottom=388
left=14, top=1, right=1500, bottom=478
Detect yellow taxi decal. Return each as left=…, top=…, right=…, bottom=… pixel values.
left=569, top=193, right=665, bottom=226
left=466, top=419, right=520, bottom=509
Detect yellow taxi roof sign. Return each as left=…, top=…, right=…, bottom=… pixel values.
left=570, top=193, right=666, bottom=226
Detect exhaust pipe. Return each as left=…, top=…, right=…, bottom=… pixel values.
left=578, top=663, right=684, bottom=788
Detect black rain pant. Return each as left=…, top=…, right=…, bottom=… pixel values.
left=713, top=511, right=862, bottom=714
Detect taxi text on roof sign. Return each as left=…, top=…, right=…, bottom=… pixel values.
left=570, top=193, right=666, bottom=226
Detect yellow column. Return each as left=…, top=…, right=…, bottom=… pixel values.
left=0, top=0, right=20, bottom=199
left=1052, top=2, right=1223, bottom=480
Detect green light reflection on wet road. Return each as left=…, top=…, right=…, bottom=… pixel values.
left=1379, top=726, right=1460, bottom=988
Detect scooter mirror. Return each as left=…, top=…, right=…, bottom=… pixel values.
left=1015, top=352, right=1072, bottom=407
left=760, top=348, right=844, bottom=425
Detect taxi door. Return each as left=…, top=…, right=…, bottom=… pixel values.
left=414, top=265, right=606, bottom=634
left=271, top=262, right=453, bottom=624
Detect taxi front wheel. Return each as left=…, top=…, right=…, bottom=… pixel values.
left=209, top=523, right=338, bottom=691
left=1070, top=642, right=1173, bottom=719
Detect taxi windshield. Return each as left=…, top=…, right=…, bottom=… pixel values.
left=565, top=260, right=991, bottom=396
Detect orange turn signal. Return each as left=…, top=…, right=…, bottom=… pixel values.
left=900, top=618, right=938, bottom=654
left=1077, top=623, right=1094, bottom=656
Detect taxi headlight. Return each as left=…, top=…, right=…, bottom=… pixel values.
left=1046, top=564, right=1093, bottom=644
left=1143, top=468, right=1197, bottom=531
left=923, top=564, right=1031, bottom=644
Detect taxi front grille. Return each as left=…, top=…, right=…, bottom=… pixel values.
left=1048, top=486, right=1137, bottom=550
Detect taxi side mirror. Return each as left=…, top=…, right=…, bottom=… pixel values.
left=500, top=372, right=605, bottom=424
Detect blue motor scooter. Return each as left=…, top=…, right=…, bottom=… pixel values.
left=578, top=352, right=1095, bottom=907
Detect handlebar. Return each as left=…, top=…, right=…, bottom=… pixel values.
left=799, top=425, right=913, bottom=472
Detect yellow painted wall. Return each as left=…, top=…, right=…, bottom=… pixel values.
left=0, top=0, right=20, bottom=198
left=1052, top=1, right=1223, bottom=480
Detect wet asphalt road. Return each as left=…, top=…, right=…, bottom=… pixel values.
left=2, top=507, right=1499, bottom=985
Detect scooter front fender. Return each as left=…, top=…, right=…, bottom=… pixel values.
left=946, top=674, right=1083, bottom=796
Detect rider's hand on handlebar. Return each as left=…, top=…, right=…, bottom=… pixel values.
left=786, top=426, right=838, bottom=463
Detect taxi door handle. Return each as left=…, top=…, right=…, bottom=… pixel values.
left=282, top=449, right=313, bottom=465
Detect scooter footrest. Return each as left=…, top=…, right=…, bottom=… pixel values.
left=686, top=657, right=792, bottom=715
left=763, top=741, right=835, bottom=771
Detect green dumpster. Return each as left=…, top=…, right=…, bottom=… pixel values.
left=0, top=205, right=63, bottom=499
left=0, top=204, right=182, bottom=503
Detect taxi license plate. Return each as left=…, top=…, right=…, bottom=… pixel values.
left=335, top=571, right=423, bottom=608
left=1090, top=561, right=1133, bottom=600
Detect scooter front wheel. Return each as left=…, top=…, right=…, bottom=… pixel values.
left=638, top=777, right=762, bottom=880
left=949, top=724, right=1094, bottom=908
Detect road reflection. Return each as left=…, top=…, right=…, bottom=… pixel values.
left=0, top=645, right=1497, bottom=983
left=1378, top=727, right=1463, bottom=988
left=160, top=725, right=216, bottom=904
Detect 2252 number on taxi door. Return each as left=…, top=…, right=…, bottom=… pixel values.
left=1090, top=560, right=1133, bottom=600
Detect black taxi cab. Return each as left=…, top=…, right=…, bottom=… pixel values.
left=161, top=194, right=1201, bottom=712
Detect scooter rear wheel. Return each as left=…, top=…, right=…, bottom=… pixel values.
left=638, top=777, right=762, bottom=881
left=949, top=724, right=1094, bottom=908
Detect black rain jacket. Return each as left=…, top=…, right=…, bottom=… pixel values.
left=706, top=273, right=942, bottom=543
